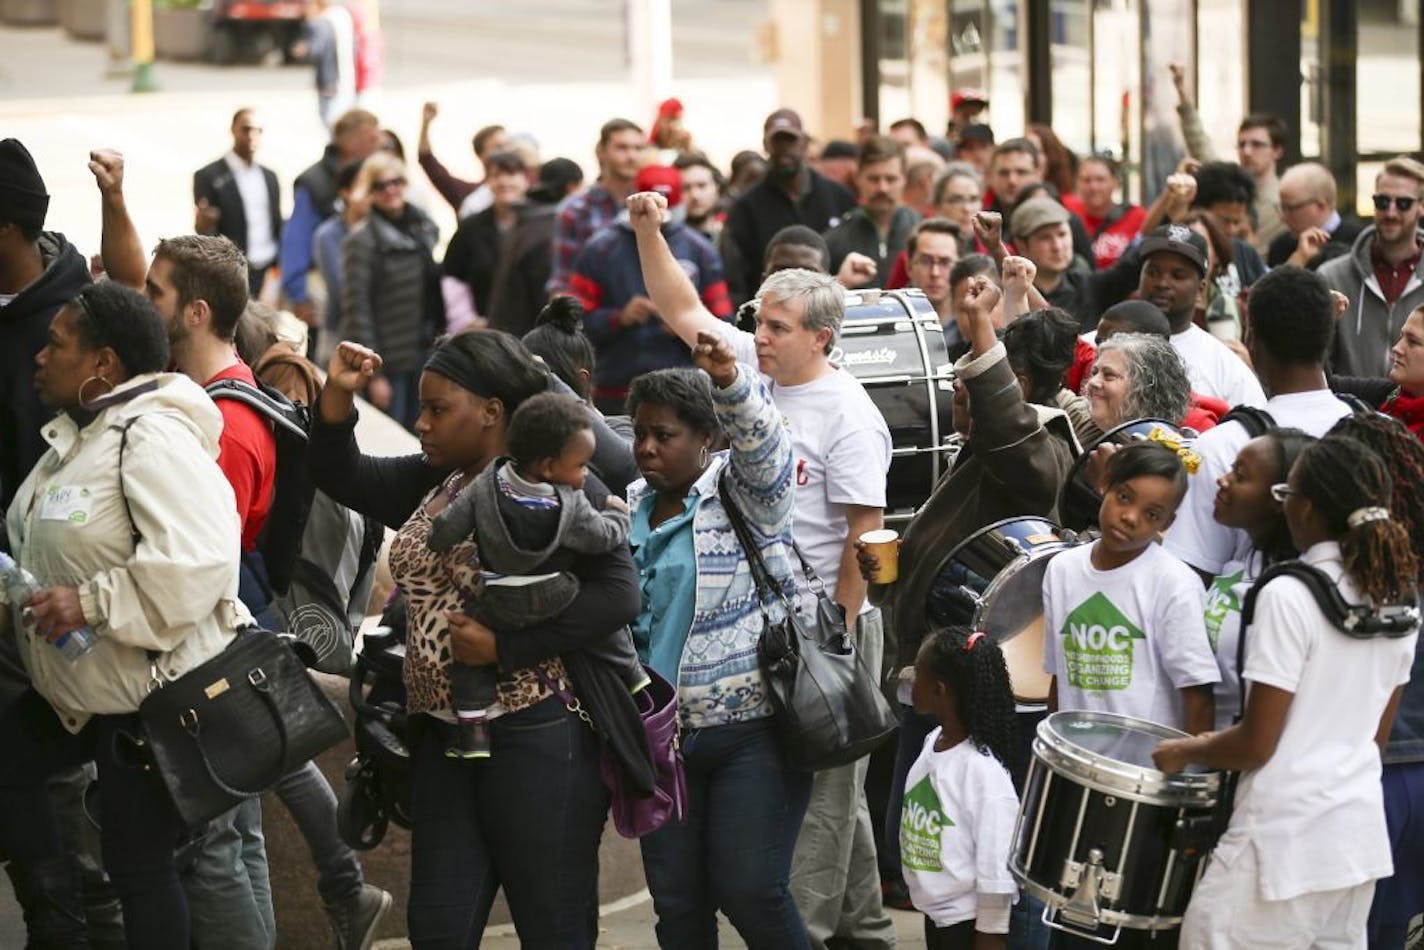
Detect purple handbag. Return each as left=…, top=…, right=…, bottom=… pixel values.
left=600, top=667, right=686, bottom=838
left=548, top=665, right=687, bottom=838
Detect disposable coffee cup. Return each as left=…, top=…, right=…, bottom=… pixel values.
left=859, top=529, right=900, bottom=584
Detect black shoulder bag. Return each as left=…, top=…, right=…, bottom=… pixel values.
left=718, top=475, right=897, bottom=771
left=117, top=419, right=349, bottom=832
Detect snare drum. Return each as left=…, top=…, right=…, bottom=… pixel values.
left=836, top=289, right=955, bottom=526
left=925, top=518, right=1077, bottom=704
left=1057, top=419, right=1188, bottom=532
left=1011, top=711, right=1220, bottom=941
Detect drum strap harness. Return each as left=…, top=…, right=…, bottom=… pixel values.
left=1215, top=559, right=1420, bottom=838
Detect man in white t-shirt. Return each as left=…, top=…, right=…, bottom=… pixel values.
left=630, top=191, right=896, bottom=950
left=1166, top=266, right=1354, bottom=579
left=1138, top=224, right=1266, bottom=409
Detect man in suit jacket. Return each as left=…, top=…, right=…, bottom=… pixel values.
left=1267, top=162, right=1364, bottom=270
left=194, top=108, right=283, bottom=295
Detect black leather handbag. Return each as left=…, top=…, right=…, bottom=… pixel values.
left=139, top=627, right=349, bottom=832
left=718, top=477, right=897, bottom=772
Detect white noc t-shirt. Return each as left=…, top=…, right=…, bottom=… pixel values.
left=1042, top=542, right=1219, bottom=730
left=900, top=729, right=1019, bottom=929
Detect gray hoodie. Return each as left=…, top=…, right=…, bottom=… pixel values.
left=1318, top=225, right=1424, bottom=377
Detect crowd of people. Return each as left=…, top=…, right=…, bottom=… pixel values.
left=0, top=58, right=1422, bottom=950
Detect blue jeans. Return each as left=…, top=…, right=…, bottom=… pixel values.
left=0, top=690, right=190, bottom=948
left=406, top=698, right=609, bottom=949
left=271, top=759, right=364, bottom=906
left=640, top=717, right=813, bottom=950
left=1369, top=760, right=1424, bottom=949
left=185, top=799, right=274, bottom=950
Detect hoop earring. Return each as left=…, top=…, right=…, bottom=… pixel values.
left=78, top=375, right=115, bottom=410
left=698, top=445, right=710, bottom=470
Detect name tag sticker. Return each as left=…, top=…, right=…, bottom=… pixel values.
left=38, top=485, right=95, bottom=524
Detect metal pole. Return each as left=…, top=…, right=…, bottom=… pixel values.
left=131, top=0, right=158, bottom=92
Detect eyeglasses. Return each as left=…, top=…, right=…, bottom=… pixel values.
left=371, top=177, right=407, bottom=193
left=1373, top=194, right=1417, bottom=213
left=1269, top=483, right=1298, bottom=502
left=912, top=254, right=956, bottom=272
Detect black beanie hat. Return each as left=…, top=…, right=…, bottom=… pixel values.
left=0, top=139, right=50, bottom=232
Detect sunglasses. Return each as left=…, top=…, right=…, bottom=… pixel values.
left=1373, top=194, right=1417, bottom=213
left=1269, top=482, right=1298, bottom=502
left=371, top=177, right=407, bottom=193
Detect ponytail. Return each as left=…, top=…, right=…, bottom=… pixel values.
left=921, top=627, right=1016, bottom=768
left=1293, top=436, right=1418, bottom=604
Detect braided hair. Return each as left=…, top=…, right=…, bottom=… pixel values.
left=1292, top=435, right=1418, bottom=604
left=919, top=627, right=1016, bottom=768
left=1326, top=412, right=1424, bottom=583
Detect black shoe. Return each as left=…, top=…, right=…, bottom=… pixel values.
left=325, top=883, right=393, bottom=950
left=447, top=714, right=491, bottom=759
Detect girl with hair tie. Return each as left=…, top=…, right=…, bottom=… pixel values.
left=1155, top=434, right=1420, bottom=949
left=901, top=627, right=1018, bottom=950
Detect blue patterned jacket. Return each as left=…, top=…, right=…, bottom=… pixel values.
left=627, top=364, right=797, bottom=728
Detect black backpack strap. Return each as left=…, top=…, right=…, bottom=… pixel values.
left=205, top=378, right=310, bottom=442
left=1219, top=405, right=1276, bottom=439
left=1335, top=392, right=1377, bottom=417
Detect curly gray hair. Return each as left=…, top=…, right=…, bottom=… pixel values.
left=1093, top=332, right=1191, bottom=425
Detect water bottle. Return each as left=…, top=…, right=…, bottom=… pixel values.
left=0, top=552, right=97, bottom=660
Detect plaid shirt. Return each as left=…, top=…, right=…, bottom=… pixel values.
left=547, top=182, right=620, bottom=294
left=1372, top=241, right=1423, bottom=305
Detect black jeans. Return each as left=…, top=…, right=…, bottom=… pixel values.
left=925, top=917, right=977, bottom=949
left=0, top=689, right=189, bottom=948
left=405, top=697, right=609, bottom=948
left=639, top=718, right=813, bottom=949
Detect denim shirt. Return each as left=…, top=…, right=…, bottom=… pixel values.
left=629, top=489, right=700, bottom=684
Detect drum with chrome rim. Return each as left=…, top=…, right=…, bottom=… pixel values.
left=1057, top=419, right=1189, bottom=532
left=924, top=517, right=1078, bottom=705
left=1011, top=711, right=1221, bottom=942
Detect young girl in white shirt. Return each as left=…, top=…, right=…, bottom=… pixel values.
left=902, top=627, right=1019, bottom=950
left=1154, top=435, right=1420, bottom=950
left=1042, top=441, right=1219, bottom=734
left=1203, top=428, right=1314, bottom=728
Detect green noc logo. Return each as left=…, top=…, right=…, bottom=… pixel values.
left=900, top=775, right=954, bottom=872
left=1060, top=592, right=1144, bottom=691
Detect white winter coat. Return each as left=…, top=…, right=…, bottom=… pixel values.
left=3, top=373, right=251, bottom=732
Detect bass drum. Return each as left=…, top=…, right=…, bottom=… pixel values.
left=923, top=517, right=1078, bottom=705
left=1012, top=711, right=1221, bottom=941
left=1057, top=419, right=1189, bottom=532
left=836, top=289, right=955, bottom=527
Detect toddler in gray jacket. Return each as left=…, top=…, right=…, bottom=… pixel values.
left=429, top=393, right=647, bottom=758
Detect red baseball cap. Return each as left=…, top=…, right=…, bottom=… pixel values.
left=657, top=97, right=684, bottom=120
left=635, top=165, right=682, bottom=208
